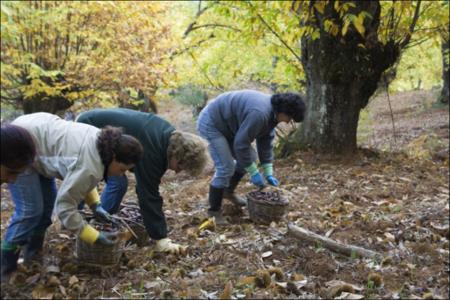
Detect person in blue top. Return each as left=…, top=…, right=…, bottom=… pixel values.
left=197, top=90, right=306, bottom=224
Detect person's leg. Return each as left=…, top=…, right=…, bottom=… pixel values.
left=23, top=175, right=57, bottom=263
left=197, top=112, right=235, bottom=224
left=222, top=146, right=257, bottom=206
left=205, top=136, right=235, bottom=224
left=2, top=169, right=43, bottom=281
left=100, top=175, right=128, bottom=214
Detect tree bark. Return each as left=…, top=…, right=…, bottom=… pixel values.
left=22, top=94, right=72, bottom=114
left=440, top=37, right=449, bottom=104
left=298, top=1, right=400, bottom=154
left=288, top=223, right=380, bottom=259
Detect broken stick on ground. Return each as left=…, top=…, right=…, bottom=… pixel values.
left=287, top=223, right=381, bottom=259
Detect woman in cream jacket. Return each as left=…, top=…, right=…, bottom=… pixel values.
left=1, top=112, right=143, bottom=282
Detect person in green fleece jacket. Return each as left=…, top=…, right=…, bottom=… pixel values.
left=77, top=108, right=208, bottom=254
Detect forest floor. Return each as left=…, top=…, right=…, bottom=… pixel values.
left=1, top=89, right=449, bottom=299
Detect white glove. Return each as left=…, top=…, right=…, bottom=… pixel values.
left=154, top=238, right=187, bottom=255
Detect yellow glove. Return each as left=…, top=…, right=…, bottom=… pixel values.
left=79, top=224, right=100, bottom=244
left=154, top=238, right=187, bottom=255
left=85, top=188, right=100, bottom=208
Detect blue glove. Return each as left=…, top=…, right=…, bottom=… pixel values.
left=266, top=175, right=279, bottom=186
left=250, top=172, right=265, bottom=188
left=95, top=231, right=117, bottom=246
left=93, top=204, right=112, bottom=223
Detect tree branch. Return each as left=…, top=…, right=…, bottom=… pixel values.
left=183, top=4, right=212, bottom=38
left=170, top=33, right=215, bottom=59
left=399, top=0, right=421, bottom=49
left=186, top=23, right=241, bottom=35
left=247, top=2, right=302, bottom=63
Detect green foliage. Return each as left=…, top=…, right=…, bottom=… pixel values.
left=171, top=1, right=446, bottom=96
left=172, top=84, right=206, bottom=108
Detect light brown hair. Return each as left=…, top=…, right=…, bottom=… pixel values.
left=167, top=131, right=207, bottom=177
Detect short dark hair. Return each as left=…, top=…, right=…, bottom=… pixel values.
left=270, top=92, right=306, bottom=122
left=1, top=123, right=36, bottom=169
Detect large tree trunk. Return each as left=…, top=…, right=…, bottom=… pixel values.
left=440, top=37, right=449, bottom=104
left=298, top=1, right=400, bottom=154
left=22, top=94, right=72, bottom=114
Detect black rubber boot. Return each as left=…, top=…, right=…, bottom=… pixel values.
left=224, top=171, right=247, bottom=206
left=1, top=248, right=20, bottom=283
left=207, top=185, right=228, bottom=225
left=23, top=233, right=45, bottom=265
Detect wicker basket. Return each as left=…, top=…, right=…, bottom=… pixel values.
left=129, top=223, right=148, bottom=247
left=118, top=203, right=148, bottom=247
left=75, top=219, right=124, bottom=266
left=247, top=191, right=289, bottom=224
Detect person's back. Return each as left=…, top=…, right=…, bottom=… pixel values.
left=12, top=112, right=100, bottom=180
left=204, top=90, right=272, bottom=140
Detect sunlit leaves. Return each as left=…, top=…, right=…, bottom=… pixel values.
left=1, top=1, right=175, bottom=110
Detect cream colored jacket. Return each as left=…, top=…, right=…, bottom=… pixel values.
left=12, top=113, right=103, bottom=236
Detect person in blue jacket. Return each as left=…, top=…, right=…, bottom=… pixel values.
left=197, top=90, right=306, bottom=224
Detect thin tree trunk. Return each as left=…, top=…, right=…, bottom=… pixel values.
left=440, top=37, right=449, bottom=104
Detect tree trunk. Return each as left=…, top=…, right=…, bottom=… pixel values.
left=298, top=1, right=400, bottom=154
left=440, top=37, right=449, bottom=104
left=22, top=94, right=72, bottom=114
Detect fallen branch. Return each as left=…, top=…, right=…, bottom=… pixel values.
left=287, top=223, right=381, bottom=259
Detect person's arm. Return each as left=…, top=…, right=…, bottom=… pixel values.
left=135, top=181, right=168, bottom=240
left=135, top=163, right=187, bottom=255
left=256, top=129, right=275, bottom=165
left=55, top=168, right=101, bottom=244
left=233, top=111, right=266, bottom=168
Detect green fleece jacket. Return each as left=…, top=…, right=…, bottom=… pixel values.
left=77, top=108, right=175, bottom=239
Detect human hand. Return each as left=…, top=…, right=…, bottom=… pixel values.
left=154, top=238, right=187, bottom=255
left=266, top=175, right=279, bottom=186
left=250, top=172, right=265, bottom=188
left=93, top=204, right=112, bottom=223
left=95, top=231, right=117, bottom=246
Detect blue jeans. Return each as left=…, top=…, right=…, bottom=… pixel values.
left=197, top=110, right=254, bottom=188
left=5, top=169, right=57, bottom=246
left=100, top=175, right=128, bottom=213
left=77, top=175, right=128, bottom=214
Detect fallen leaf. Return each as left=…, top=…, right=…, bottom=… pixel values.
left=25, top=273, right=41, bottom=285
left=335, top=292, right=365, bottom=299
left=117, top=230, right=133, bottom=241
left=32, top=284, right=54, bottom=299
left=47, top=275, right=61, bottom=287
left=219, top=280, right=233, bottom=300
left=69, top=275, right=79, bottom=286
left=238, top=276, right=255, bottom=286
left=261, top=251, right=272, bottom=258
left=46, top=265, right=60, bottom=273
left=325, top=280, right=363, bottom=291
left=384, top=232, right=396, bottom=242
left=198, top=218, right=216, bottom=231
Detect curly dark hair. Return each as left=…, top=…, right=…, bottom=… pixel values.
left=96, top=126, right=143, bottom=179
left=1, top=123, right=36, bottom=169
left=270, top=92, right=306, bottom=122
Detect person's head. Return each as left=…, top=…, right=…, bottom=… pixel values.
left=96, top=126, right=143, bottom=179
left=1, top=124, right=36, bottom=184
left=167, top=131, right=208, bottom=177
left=271, top=92, right=306, bottom=124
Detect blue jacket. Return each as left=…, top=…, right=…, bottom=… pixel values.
left=203, top=90, right=277, bottom=167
